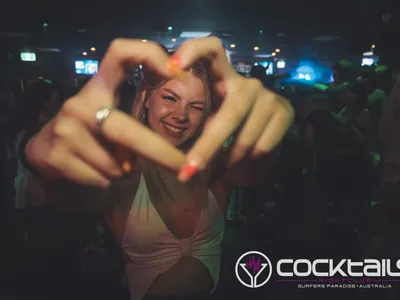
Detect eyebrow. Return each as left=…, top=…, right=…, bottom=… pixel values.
left=164, top=88, right=180, bottom=99
left=163, top=88, right=205, bottom=105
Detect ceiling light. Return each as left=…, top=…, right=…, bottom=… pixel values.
left=20, top=52, right=36, bottom=61
left=180, top=31, right=211, bottom=38
left=254, top=46, right=259, bottom=51
left=277, top=61, right=286, bottom=68
left=142, top=39, right=148, bottom=42
left=230, top=44, right=236, bottom=48
left=172, top=38, right=177, bottom=42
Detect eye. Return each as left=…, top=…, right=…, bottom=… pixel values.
left=163, top=95, right=176, bottom=102
left=191, top=106, right=204, bottom=111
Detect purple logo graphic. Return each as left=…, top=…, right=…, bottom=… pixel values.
left=246, top=256, right=262, bottom=274
left=235, top=251, right=273, bottom=288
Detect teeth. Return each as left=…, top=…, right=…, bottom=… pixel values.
left=165, top=124, right=184, bottom=133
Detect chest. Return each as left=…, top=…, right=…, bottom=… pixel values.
left=106, top=171, right=231, bottom=244
left=152, top=183, right=205, bottom=239
left=132, top=180, right=216, bottom=240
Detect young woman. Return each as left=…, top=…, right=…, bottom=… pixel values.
left=21, top=38, right=293, bottom=299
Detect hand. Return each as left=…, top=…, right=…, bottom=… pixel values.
left=173, top=37, right=294, bottom=181
left=26, top=39, right=186, bottom=188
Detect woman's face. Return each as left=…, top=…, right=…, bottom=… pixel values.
left=145, top=73, right=207, bottom=148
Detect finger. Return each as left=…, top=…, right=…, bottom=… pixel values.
left=49, top=152, right=110, bottom=188
left=227, top=97, right=275, bottom=167
left=60, top=101, right=186, bottom=171
left=251, top=107, right=294, bottom=158
left=178, top=79, right=260, bottom=181
left=174, top=37, right=236, bottom=80
left=52, top=117, right=123, bottom=178
left=82, top=39, right=171, bottom=101
left=101, top=111, right=186, bottom=171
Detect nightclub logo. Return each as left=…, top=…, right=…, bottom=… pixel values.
left=235, top=251, right=273, bottom=288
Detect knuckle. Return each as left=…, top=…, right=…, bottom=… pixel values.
left=108, top=38, right=125, bottom=56
left=285, top=100, right=295, bottom=116
left=234, top=141, right=252, bottom=153
left=147, top=41, right=161, bottom=51
left=179, top=39, right=194, bottom=53
left=209, top=36, right=224, bottom=49
left=276, top=98, right=295, bottom=123
left=146, top=42, right=167, bottom=59
left=52, top=117, right=77, bottom=139
left=60, top=98, right=79, bottom=117
left=286, top=104, right=295, bottom=124
left=46, top=143, right=65, bottom=170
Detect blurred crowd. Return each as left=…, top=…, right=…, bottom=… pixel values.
left=0, top=57, right=398, bottom=295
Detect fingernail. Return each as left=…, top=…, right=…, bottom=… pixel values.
left=178, top=161, right=199, bottom=182
left=122, top=160, right=132, bottom=174
left=168, top=55, right=181, bottom=74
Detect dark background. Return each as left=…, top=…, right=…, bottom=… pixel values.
left=0, top=0, right=398, bottom=61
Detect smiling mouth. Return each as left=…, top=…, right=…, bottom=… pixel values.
left=163, top=122, right=187, bottom=133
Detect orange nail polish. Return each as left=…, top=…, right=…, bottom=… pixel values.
left=122, top=160, right=132, bottom=174
left=171, top=55, right=181, bottom=65
left=183, top=162, right=198, bottom=178
left=168, top=55, right=181, bottom=74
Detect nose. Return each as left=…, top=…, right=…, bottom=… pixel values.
left=172, top=105, right=188, bottom=122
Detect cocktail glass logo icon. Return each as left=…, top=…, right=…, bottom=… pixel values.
left=235, top=251, right=273, bottom=288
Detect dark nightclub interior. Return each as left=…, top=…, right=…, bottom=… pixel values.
left=1, top=0, right=400, bottom=299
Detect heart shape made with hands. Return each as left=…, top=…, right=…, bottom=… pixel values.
left=53, top=37, right=293, bottom=187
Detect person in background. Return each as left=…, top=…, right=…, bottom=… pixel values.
left=332, top=59, right=355, bottom=84
left=296, top=94, right=371, bottom=219
left=0, top=84, right=17, bottom=213
left=328, top=59, right=358, bottom=113
left=14, top=81, right=63, bottom=209
left=250, top=65, right=267, bottom=83
left=353, top=66, right=388, bottom=153
left=379, top=75, right=400, bottom=257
